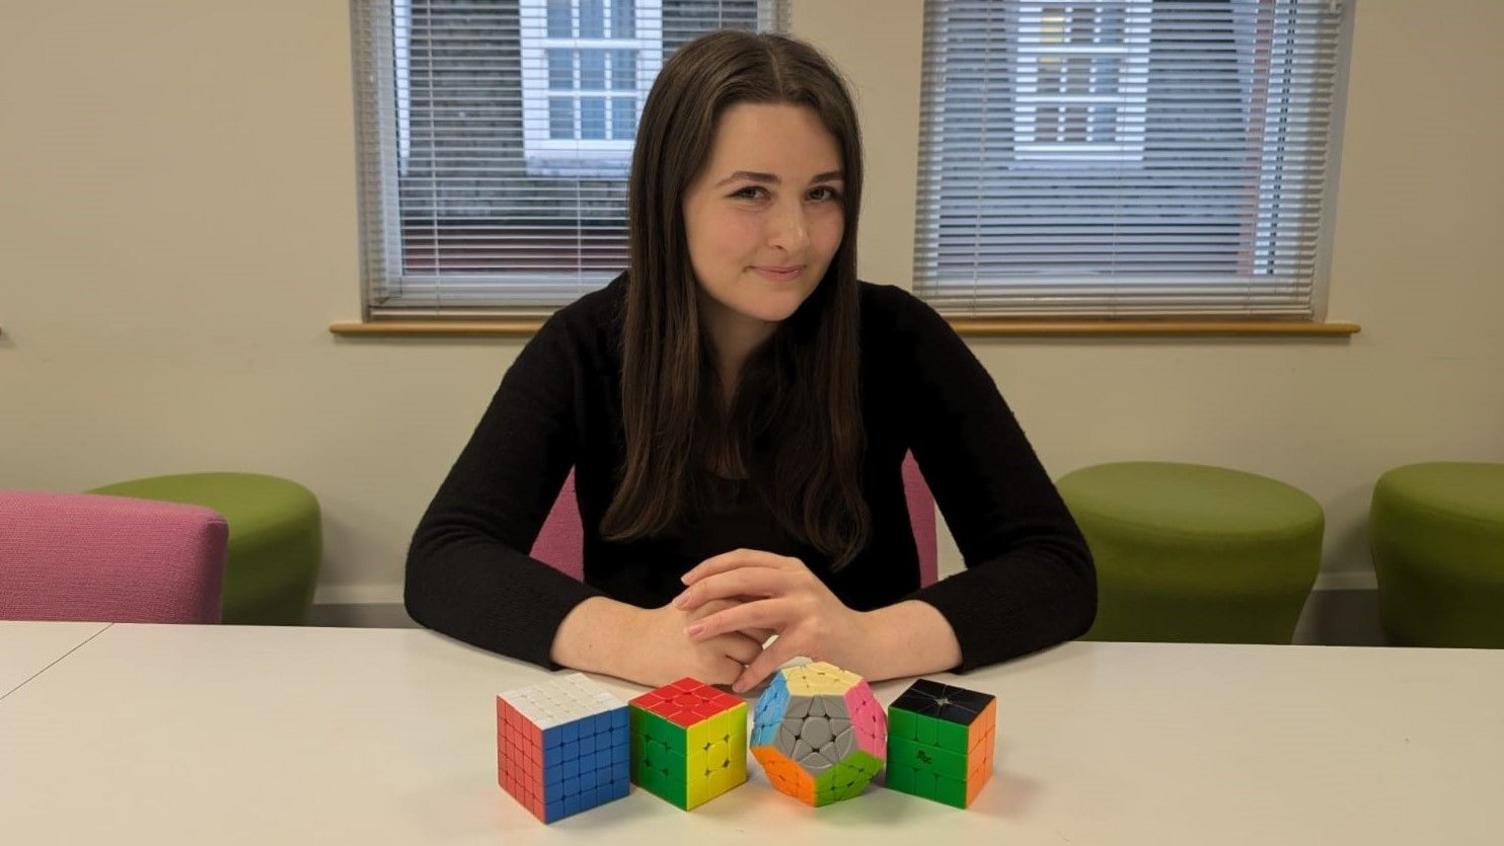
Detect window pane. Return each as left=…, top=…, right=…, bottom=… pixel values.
left=581, top=97, right=607, bottom=139
left=546, top=0, right=572, bottom=38
left=547, top=48, right=574, bottom=91
left=610, top=0, right=635, bottom=38
left=610, top=50, right=636, bottom=91
left=549, top=97, right=575, bottom=139
left=580, top=49, right=606, bottom=90
left=580, top=0, right=604, bottom=38
left=611, top=97, right=637, bottom=139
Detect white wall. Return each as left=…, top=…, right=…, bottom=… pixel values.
left=3, top=1, right=1501, bottom=616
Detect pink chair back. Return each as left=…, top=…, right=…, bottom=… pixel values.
left=530, top=451, right=940, bottom=587
left=530, top=471, right=586, bottom=582
left=0, top=490, right=227, bottom=624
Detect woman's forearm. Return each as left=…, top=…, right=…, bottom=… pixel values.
left=860, top=599, right=963, bottom=681
left=550, top=596, right=636, bottom=675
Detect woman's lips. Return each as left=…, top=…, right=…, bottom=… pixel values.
left=752, top=266, right=804, bottom=282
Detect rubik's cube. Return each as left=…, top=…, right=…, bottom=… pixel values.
left=885, top=679, right=997, bottom=808
left=750, top=661, right=886, bottom=806
left=628, top=677, right=748, bottom=810
left=496, top=673, right=631, bottom=823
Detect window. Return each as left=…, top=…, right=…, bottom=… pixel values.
left=914, top=0, right=1351, bottom=318
left=519, top=0, right=662, bottom=176
left=352, top=0, right=788, bottom=314
left=1014, top=1, right=1150, bottom=162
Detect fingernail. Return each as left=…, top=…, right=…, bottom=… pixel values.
left=731, top=680, right=747, bottom=693
left=684, top=623, right=704, bottom=638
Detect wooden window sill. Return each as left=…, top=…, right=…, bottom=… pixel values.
left=329, top=319, right=1361, bottom=338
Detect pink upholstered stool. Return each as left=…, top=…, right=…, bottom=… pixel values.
left=0, top=490, right=228, bottom=624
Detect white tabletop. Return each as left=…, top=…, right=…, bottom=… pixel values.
left=1, top=623, right=1500, bottom=845
left=0, top=619, right=110, bottom=701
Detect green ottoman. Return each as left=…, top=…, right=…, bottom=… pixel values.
left=90, top=473, right=321, bottom=625
left=1370, top=462, right=1504, bottom=648
left=1058, top=462, right=1324, bottom=643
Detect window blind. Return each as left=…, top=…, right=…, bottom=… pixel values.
left=352, top=0, right=789, bottom=315
left=913, top=0, right=1350, bottom=318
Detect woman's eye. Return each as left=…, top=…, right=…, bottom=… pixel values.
left=810, top=186, right=841, bottom=202
left=732, top=186, right=766, bottom=200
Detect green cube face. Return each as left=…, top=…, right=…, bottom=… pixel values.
left=628, top=678, right=748, bottom=810
left=885, top=680, right=998, bottom=809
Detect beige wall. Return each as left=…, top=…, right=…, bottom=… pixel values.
left=2, top=1, right=1500, bottom=610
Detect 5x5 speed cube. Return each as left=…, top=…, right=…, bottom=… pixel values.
left=496, top=673, right=631, bottom=823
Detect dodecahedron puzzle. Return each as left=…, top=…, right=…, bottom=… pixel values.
left=885, top=678, right=997, bottom=808
left=750, top=661, right=886, bottom=806
left=628, top=677, right=748, bottom=809
left=496, top=673, right=631, bottom=823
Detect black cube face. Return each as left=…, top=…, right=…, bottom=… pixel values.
left=889, top=679, right=996, bottom=725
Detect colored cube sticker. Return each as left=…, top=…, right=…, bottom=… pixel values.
left=628, top=677, right=749, bottom=810
left=885, top=679, right=997, bottom=808
left=496, top=673, right=631, bottom=823
left=750, top=661, right=886, bottom=806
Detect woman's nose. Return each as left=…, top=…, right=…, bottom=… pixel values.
left=767, top=201, right=811, bottom=253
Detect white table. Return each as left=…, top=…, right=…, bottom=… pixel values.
left=0, top=619, right=110, bottom=701
left=1, top=623, right=1500, bottom=845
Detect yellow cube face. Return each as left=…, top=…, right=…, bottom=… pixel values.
left=685, top=706, right=749, bottom=809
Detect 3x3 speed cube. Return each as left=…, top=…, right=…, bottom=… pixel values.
left=629, top=677, right=749, bottom=809
left=496, top=673, right=631, bottom=823
left=885, top=679, right=997, bottom=808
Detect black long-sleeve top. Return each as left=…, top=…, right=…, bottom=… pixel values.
left=405, top=273, right=1096, bottom=672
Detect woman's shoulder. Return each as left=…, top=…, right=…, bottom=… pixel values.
left=535, top=271, right=628, bottom=359
left=551, top=271, right=627, bottom=331
left=857, top=279, right=951, bottom=340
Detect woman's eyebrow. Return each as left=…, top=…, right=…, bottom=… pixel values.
left=715, top=170, right=844, bottom=187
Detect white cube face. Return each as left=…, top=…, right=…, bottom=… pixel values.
left=501, top=672, right=627, bottom=729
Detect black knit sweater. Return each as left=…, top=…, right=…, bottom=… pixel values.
left=405, top=273, right=1096, bottom=672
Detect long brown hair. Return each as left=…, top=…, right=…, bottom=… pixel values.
left=599, top=30, right=870, bottom=571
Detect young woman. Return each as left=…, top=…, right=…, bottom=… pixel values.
left=405, top=31, right=1095, bottom=692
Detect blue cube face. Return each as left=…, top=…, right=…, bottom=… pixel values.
left=538, top=707, right=633, bottom=822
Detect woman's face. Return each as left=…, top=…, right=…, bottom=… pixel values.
left=682, top=102, right=845, bottom=348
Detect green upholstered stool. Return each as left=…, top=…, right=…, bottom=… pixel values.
left=1057, top=462, right=1324, bottom=644
left=89, top=473, right=321, bottom=625
left=1370, top=462, right=1504, bottom=648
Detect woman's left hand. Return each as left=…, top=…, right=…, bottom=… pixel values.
left=672, top=548, right=874, bottom=692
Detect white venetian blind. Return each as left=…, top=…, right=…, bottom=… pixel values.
left=913, top=0, right=1349, bottom=317
left=352, top=0, right=789, bottom=315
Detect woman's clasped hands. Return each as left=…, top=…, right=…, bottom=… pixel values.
left=670, top=548, right=876, bottom=693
